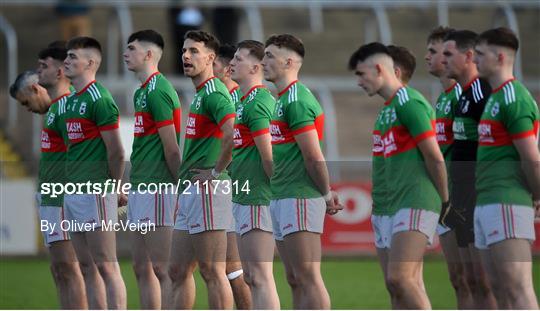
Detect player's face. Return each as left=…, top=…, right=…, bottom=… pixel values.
left=261, top=45, right=286, bottom=83
left=474, top=43, right=497, bottom=79
left=425, top=41, right=446, bottom=77
left=182, top=39, right=214, bottom=78
left=16, top=84, right=51, bottom=114
left=64, top=49, right=88, bottom=79
left=354, top=61, right=381, bottom=96
left=230, top=48, right=256, bottom=82
left=37, top=57, right=61, bottom=88
left=213, top=57, right=229, bottom=80
left=123, top=40, right=147, bottom=72
left=442, top=40, right=467, bottom=80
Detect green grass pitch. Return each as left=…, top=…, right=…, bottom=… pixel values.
left=1, top=257, right=539, bottom=309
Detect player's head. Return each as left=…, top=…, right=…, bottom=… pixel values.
left=474, top=27, right=519, bottom=79
left=348, top=42, right=395, bottom=96
left=230, top=40, right=265, bottom=83
left=182, top=30, right=220, bottom=78
left=9, top=70, right=51, bottom=114
left=37, top=42, right=68, bottom=88
left=64, top=36, right=102, bottom=79
left=425, top=26, right=455, bottom=77
left=442, top=30, right=478, bottom=80
left=262, top=34, right=304, bottom=83
left=213, top=44, right=236, bottom=81
left=387, top=45, right=416, bottom=84
left=124, top=29, right=165, bottom=72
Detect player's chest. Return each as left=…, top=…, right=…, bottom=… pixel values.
left=134, top=89, right=149, bottom=112
left=65, top=97, right=93, bottom=119
left=435, top=95, right=453, bottom=116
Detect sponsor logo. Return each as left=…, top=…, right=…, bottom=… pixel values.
left=48, top=231, right=59, bottom=237
left=139, top=217, right=150, bottom=222
left=283, top=223, right=293, bottom=230
left=270, top=123, right=284, bottom=142
left=233, top=128, right=242, bottom=146
left=372, top=134, right=383, bottom=153
left=488, top=230, right=499, bottom=237
left=134, top=115, right=144, bottom=134
left=41, top=131, right=51, bottom=149
left=240, top=224, right=249, bottom=230
left=67, top=121, right=84, bottom=140
left=393, top=221, right=405, bottom=228
left=190, top=223, right=200, bottom=229
left=85, top=218, right=97, bottom=224
left=47, top=113, right=55, bottom=126
left=186, top=116, right=196, bottom=136
left=382, top=131, right=397, bottom=156
left=478, top=123, right=493, bottom=143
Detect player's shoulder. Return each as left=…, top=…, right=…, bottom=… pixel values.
left=395, top=87, right=428, bottom=107
left=88, top=81, right=114, bottom=103
left=469, top=78, right=490, bottom=104
left=149, top=73, right=175, bottom=93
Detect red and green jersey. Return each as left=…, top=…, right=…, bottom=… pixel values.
left=270, top=80, right=325, bottom=199
left=379, top=87, right=440, bottom=213
left=39, top=93, right=70, bottom=206
left=64, top=81, right=120, bottom=184
left=476, top=79, right=540, bottom=206
left=371, top=107, right=388, bottom=215
left=179, top=77, right=236, bottom=185
left=435, top=82, right=461, bottom=160
left=130, top=72, right=182, bottom=186
left=231, top=85, right=275, bottom=205
left=229, top=85, right=242, bottom=105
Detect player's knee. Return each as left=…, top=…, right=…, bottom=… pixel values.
left=132, top=262, right=152, bottom=280
left=95, top=261, right=117, bottom=279
left=449, top=269, right=469, bottom=293
left=226, top=261, right=242, bottom=275
left=386, top=273, right=413, bottom=295
left=152, top=263, right=169, bottom=281
left=77, top=260, right=96, bottom=277
left=52, top=262, right=80, bottom=284
left=169, top=263, right=194, bottom=283
left=198, top=262, right=222, bottom=282
left=284, top=271, right=298, bottom=289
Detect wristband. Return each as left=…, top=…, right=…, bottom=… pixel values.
left=211, top=168, right=221, bottom=179
left=323, top=191, right=333, bottom=202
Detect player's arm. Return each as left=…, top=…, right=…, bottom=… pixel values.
left=417, top=137, right=449, bottom=203
left=158, top=125, right=182, bottom=180
left=253, top=133, right=273, bottom=178
left=295, top=131, right=342, bottom=214
left=513, top=136, right=540, bottom=216
left=214, top=117, right=234, bottom=173
left=101, top=129, right=127, bottom=206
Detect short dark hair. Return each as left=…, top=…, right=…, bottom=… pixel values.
left=184, top=30, right=220, bottom=53
left=427, top=26, right=455, bottom=44
left=38, top=44, right=68, bottom=63
left=443, top=30, right=478, bottom=52
left=387, top=45, right=416, bottom=83
left=9, top=70, right=37, bottom=99
left=237, top=40, right=265, bottom=61
left=217, top=44, right=237, bottom=65
left=128, top=29, right=164, bottom=50
left=477, top=27, right=519, bottom=51
left=348, top=42, right=391, bottom=70
left=47, top=40, right=67, bottom=49
left=265, top=34, right=305, bottom=58
left=66, top=36, right=102, bottom=55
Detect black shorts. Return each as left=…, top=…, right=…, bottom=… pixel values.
left=449, top=161, right=476, bottom=248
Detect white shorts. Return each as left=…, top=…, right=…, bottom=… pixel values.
left=64, top=193, right=118, bottom=232
left=391, top=208, right=439, bottom=245
left=227, top=215, right=236, bottom=233
left=474, top=204, right=535, bottom=250
left=270, top=197, right=326, bottom=241
left=233, top=203, right=273, bottom=235
left=436, top=224, right=452, bottom=236
left=174, top=182, right=233, bottom=234
left=127, top=191, right=177, bottom=227
left=371, top=215, right=393, bottom=249
left=36, top=194, right=70, bottom=246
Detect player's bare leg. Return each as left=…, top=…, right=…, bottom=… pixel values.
left=49, top=240, right=87, bottom=309
left=71, top=233, right=107, bottom=309
left=144, top=227, right=173, bottom=309
left=478, top=248, right=506, bottom=308
left=85, top=230, right=127, bottom=309
left=387, top=231, right=431, bottom=309
left=488, top=239, right=538, bottom=309
left=226, top=232, right=252, bottom=309
left=132, top=241, right=159, bottom=309
left=169, top=230, right=197, bottom=309
left=376, top=248, right=396, bottom=306
left=439, top=231, right=474, bottom=309
left=283, top=231, right=330, bottom=309
left=276, top=240, right=301, bottom=308
left=459, top=246, right=497, bottom=309
left=238, top=230, right=280, bottom=309
left=192, top=230, right=233, bottom=309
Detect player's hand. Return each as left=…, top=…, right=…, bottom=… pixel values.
left=325, top=191, right=344, bottom=215
left=190, top=168, right=214, bottom=183
left=534, top=199, right=540, bottom=218
left=118, top=193, right=128, bottom=207
left=439, top=200, right=466, bottom=227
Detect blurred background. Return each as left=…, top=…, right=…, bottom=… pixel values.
left=0, top=0, right=539, bottom=308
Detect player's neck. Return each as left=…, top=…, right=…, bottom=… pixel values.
left=47, top=81, right=71, bottom=101
left=457, top=67, right=478, bottom=87
left=222, top=78, right=238, bottom=93
left=137, top=66, right=159, bottom=84
left=488, top=67, right=514, bottom=90
left=239, top=75, right=262, bottom=95
left=274, top=73, right=298, bottom=95
left=439, top=77, right=456, bottom=91
left=71, top=74, right=96, bottom=93
left=379, top=77, right=404, bottom=101
left=191, top=67, right=214, bottom=89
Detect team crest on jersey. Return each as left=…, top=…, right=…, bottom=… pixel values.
left=46, top=112, right=55, bottom=126
left=79, top=102, right=87, bottom=115
left=236, top=104, right=244, bottom=120
left=490, top=102, right=500, bottom=117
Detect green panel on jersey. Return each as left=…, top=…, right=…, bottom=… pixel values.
left=371, top=108, right=389, bottom=215
left=130, top=72, right=182, bottom=187
left=476, top=79, right=540, bottom=206
left=231, top=86, right=275, bottom=205
left=270, top=81, right=325, bottom=199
